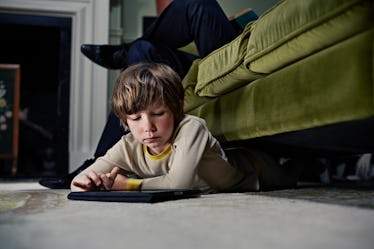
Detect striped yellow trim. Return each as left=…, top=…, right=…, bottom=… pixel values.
left=143, top=144, right=172, bottom=160
left=125, top=178, right=142, bottom=191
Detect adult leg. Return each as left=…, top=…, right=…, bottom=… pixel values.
left=125, top=39, right=197, bottom=78
left=143, top=0, right=238, bottom=57
left=82, top=0, right=239, bottom=69
left=121, top=0, right=239, bottom=77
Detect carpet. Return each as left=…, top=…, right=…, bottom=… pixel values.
left=252, top=183, right=374, bottom=209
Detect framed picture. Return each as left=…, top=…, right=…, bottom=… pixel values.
left=0, top=64, right=20, bottom=175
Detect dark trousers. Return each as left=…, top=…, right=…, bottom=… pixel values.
left=94, top=0, right=239, bottom=158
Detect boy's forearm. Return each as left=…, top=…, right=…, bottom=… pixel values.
left=111, top=174, right=128, bottom=190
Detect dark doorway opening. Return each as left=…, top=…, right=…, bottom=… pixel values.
left=0, top=13, right=71, bottom=178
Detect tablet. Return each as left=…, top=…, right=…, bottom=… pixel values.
left=67, top=189, right=201, bottom=203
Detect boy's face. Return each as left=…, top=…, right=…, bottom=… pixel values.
left=126, top=102, right=175, bottom=155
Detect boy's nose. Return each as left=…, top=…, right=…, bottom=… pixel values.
left=143, top=117, right=155, bottom=132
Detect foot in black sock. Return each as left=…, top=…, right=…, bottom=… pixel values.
left=80, top=44, right=128, bottom=69
left=39, top=159, right=95, bottom=189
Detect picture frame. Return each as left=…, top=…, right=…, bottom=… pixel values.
left=0, top=64, right=20, bottom=175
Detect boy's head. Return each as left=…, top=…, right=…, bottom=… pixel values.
left=112, top=62, right=184, bottom=128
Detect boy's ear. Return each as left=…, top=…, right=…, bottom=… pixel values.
left=120, top=119, right=130, bottom=132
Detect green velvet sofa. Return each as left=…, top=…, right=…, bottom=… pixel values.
left=182, top=0, right=373, bottom=157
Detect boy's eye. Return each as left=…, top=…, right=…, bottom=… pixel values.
left=128, top=115, right=140, bottom=121
left=152, top=111, right=164, bottom=116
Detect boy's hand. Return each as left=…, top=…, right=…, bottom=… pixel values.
left=72, top=167, right=121, bottom=191
left=72, top=170, right=101, bottom=191
left=99, top=167, right=121, bottom=190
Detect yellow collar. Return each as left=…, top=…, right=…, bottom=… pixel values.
left=143, top=144, right=172, bottom=160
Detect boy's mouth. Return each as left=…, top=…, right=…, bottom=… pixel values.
left=144, top=137, right=158, bottom=143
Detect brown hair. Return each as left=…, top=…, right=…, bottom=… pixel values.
left=112, top=62, right=184, bottom=127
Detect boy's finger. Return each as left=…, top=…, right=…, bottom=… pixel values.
left=72, top=175, right=93, bottom=190
left=88, top=171, right=102, bottom=186
left=110, top=167, right=121, bottom=178
left=72, top=181, right=87, bottom=189
left=100, top=173, right=111, bottom=190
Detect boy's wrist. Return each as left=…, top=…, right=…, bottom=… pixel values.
left=125, top=178, right=142, bottom=191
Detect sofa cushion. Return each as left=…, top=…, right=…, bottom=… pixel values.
left=193, top=23, right=262, bottom=97
left=244, top=0, right=372, bottom=73
left=182, top=60, right=212, bottom=112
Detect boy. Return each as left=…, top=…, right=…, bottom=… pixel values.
left=71, top=62, right=265, bottom=193
left=72, top=62, right=298, bottom=193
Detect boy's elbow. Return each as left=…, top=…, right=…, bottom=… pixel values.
left=168, top=180, right=193, bottom=190
left=142, top=177, right=193, bottom=190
